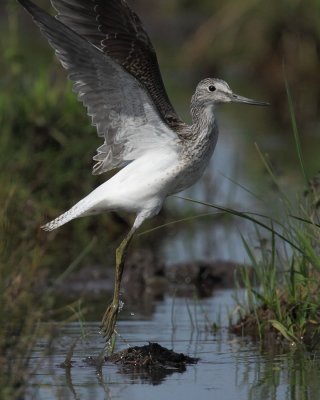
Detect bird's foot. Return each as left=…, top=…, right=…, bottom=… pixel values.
left=100, top=301, right=119, bottom=342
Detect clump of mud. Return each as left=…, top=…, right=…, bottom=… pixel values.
left=106, top=342, right=198, bottom=369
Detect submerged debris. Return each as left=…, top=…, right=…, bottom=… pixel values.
left=106, top=342, right=198, bottom=370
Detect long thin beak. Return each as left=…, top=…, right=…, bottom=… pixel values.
left=232, top=93, right=270, bottom=106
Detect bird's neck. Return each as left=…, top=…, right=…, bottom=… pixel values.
left=190, top=102, right=218, bottom=143
left=179, top=101, right=219, bottom=167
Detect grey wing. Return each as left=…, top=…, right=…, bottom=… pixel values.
left=19, top=0, right=180, bottom=175
left=50, top=0, right=183, bottom=129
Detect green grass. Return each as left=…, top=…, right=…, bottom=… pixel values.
left=176, top=179, right=320, bottom=345
left=232, top=209, right=320, bottom=345
left=0, top=187, right=53, bottom=399
left=230, top=78, right=320, bottom=346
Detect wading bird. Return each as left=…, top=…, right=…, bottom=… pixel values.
left=19, top=0, right=268, bottom=341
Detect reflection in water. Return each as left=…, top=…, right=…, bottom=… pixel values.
left=111, top=361, right=187, bottom=385
left=235, top=346, right=320, bottom=400
left=29, top=291, right=320, bottom=400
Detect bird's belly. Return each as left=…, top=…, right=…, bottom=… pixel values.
left=83, top=146, right=212, bottom=216
left=92, top=150, right=182, bottom=213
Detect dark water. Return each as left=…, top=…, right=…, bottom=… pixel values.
left=29, top=290, right=320, bottom=400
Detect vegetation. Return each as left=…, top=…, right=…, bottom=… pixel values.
left=230, top=84, right=320, bottom=346
left=0, top=201, right=52, bottom=399
left=178, top=171, right=320, bottom=347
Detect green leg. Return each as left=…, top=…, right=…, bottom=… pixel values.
left=101, top=231, right=134, bottom=341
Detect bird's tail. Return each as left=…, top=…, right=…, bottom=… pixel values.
left=41, top=198, right=92, bottom=231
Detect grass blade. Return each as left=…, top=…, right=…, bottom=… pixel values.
left=283, top=63, right=308, bottom=185
left=139, top=211, right=224, bottom=236
left=174, top=195, right=307, bottom=258
left=270, top=320, right=299, bottom=343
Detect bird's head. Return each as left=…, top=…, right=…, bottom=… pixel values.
left=193, top=78, right=269, bottom=108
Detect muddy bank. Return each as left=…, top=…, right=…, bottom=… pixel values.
left=54, top=247, right=249, bottom=301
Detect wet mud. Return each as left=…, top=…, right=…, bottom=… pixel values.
left=105, top=342, right=198, bottom=383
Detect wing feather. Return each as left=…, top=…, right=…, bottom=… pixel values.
left=50, top=0, right=183, bottom=128
left=19, top=0, right=180, bottom=175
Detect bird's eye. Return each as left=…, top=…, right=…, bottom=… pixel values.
left=208, top=85, right=216, bottom=92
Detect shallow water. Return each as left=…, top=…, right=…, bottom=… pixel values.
left=29, top=290, right=320, bottom=400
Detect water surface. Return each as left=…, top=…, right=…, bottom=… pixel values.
left=30, top=290, right=320, bottom=400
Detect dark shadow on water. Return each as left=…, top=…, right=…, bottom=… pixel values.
left=114, top=363, right=187, bottom=385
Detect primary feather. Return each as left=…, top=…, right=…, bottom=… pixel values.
left=51, top=0, right=182, bottom=128
left=19, top=0, right=180, bottom=175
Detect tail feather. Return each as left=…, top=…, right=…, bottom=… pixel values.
left=41, top=199, right=92, bottom=231
left=41, top=210, right=75, bottom=231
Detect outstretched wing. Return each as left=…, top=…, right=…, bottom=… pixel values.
left=50, top=0, right=182, bottom=128
left=19, top=0, right=181, bottom=174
